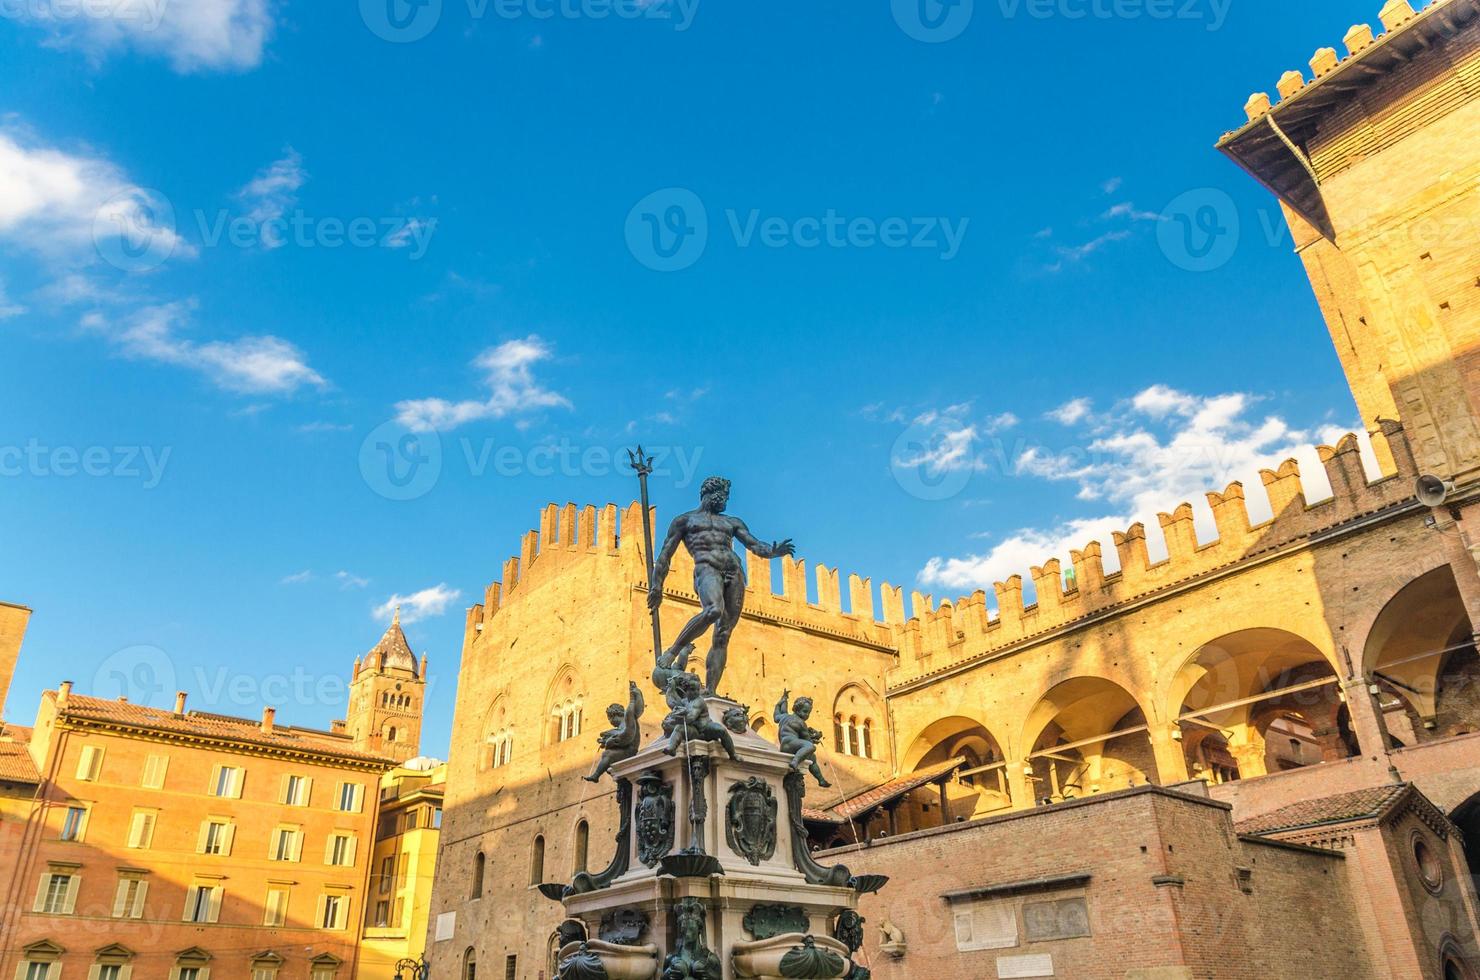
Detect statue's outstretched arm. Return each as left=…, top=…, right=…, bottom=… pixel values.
left=774, top=690, right=789, bottom=723
left=733, top=518, right=794, bottom=560
left=626, top=682, right=645, bottom=728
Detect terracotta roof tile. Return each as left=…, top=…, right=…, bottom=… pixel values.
left=1236, top=784, right=1408, bottom=836
left=0, top=735, right=40, bottom=784
left=58, top=693, right=392, bottom=765
left=802, top=757, right=967, bottom=824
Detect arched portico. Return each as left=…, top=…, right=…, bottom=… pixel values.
left=900, top=715, right=1012, bottom=821
left=1021, top=677, right=1163, bottom=804
left=1364, top=565, right=1479, bottom=743
left=1169, top=628, right=1355, bottom=780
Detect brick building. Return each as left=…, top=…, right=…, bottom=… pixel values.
left=0, top=617, right=440, bottom=980
left=426, top=1, right=1480, bottom=977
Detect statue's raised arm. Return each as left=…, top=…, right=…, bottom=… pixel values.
left=645, top=477, right=793, bottom=698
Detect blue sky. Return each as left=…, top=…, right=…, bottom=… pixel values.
left=0, top=0, right=1382, bottom=756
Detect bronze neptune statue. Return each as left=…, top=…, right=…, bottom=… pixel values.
left=648, top=476, right=794, bottom=697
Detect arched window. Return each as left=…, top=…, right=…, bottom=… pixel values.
left=484, top=730, right=514, bottom=771
left=387, top=726, right=398, bottom=743
left=552, top=700, right=583, bottom=743
left=462, top=947, right=477, bottom=980
left=530, top=835, right=546, bottom=886
left=471, top=852, right=485, bottom=898
left=833, top=715, right=845, bottom=753
left=861, top=720, right=873, bottom=760
left=573, top=821, right=589, bottom=874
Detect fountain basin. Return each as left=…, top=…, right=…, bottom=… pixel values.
left=557, top=940, right=660, bottom=980
left=731, top=933, right=851, bottom=979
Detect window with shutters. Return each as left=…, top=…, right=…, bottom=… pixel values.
left=182, top=881, right=222, bottom=923
left=24, top=962, right=53, bottom=980
left=37, top=872, right=76, bottom=913
left=319, top=892, right=348, bottom=930
left=250, top=967, right=277, bottom=980
left=75, top=744, right=103, bottom=781
left=281, top=774, right=311, bottom=806
left=200, top=819, right=234, bottom=856
left=96, top=964, right=122, bottom=980
left=91, top=945, right=133, bottom=980
left=326, top=833, right=356, bottom=867
left=60, top=805, right=88, bottom=842
left=310, top=964, right=338, bottom=980
left=140, top=754, right=169, bottom=789
left=270, top=826, right=302, bottom=862
left=335, top=781, right=363, bottom=812
left=263, top=886, right=289, bottom=926
left=112, top=874, right=149, bottom=918
left=126, top=809, right=157, bottom=849
left=209, top=765, right=243, bottom=798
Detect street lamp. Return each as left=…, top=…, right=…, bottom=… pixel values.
left=394, top=955, right=429, bottom=980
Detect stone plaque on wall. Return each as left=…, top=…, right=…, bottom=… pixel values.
left=1022, top=897, right=1090, bottom=942
left=953, top=900, right=1018, bottom=952
left=997, top=953, right=1054, bottom=978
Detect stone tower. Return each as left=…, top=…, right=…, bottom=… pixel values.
left=347, top=607, right=427, bottom=763
left=1218, top=0, right=1480, bottom=490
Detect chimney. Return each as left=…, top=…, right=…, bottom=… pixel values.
left=261, top=706, right=276, bottom=734
left=173, top=691, right=188, bottom=716
left=57, top=680, right=73, bottom=708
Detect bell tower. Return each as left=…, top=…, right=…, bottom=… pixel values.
left=346, top=607, right=427, bottom=763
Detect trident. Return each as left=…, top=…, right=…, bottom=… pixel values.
left=627, top=446, right=663, bottom=661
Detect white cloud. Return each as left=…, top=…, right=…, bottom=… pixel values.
left=919, top=385, right=1368, bottom=594
left=237, top=149, right=304, bottom=246
left=1055, top=230, right=1131, bottom=263
left=0, top=279, right=24, bottom=319
left=1046, top=397, right=1092, bottom=426
left=1101, top=201, right=1163, bottom=222
left=1102, top=177, right=1123, bottom=194
left=280, top=569, right=313, bottom=584
left=336, top=570, right=369, bottom=590
left=15, top=0, right=273, bottom=73
left=383, top=218, right=427, bottom=249
left=86, top=302, right=327, bottom=395
left=394, top=335, right=571, bottom=432
left=375, top=584, right=463, bottom=624
left=0, top=128, right=187, bottom=265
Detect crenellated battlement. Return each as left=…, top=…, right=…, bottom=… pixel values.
left=887, top=424, right=1424, bottom=682
left=1230, top=0, right=1449, bottom=126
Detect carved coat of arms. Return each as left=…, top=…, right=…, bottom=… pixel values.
left=636, top=772, right=675, bottom=868
left=725, top=776, right=778, bottom=866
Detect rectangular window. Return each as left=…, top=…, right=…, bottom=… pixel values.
left=178, top=968, right=200, bottom=980
left=335, top=781, right=363, bottom=813
left=433, top=806, right=443, bottom=829
left=327, top=833, right=356, bottom=867
left=251, top=968, right=278, bottom=980
left=126, top=809, right=157, bottom=849
left=319, top=893, right=347, bottom=930
left=183, top=882, right=222, bottom=923
left=24, top=964, right=51, bottom=980
left=97, top=965, right=122, bottom=980
left=269, top=827, right=302, bottom=862
left=263, top=887, right=289, bottom=927
left=210, top=765, right=243, bottom=798
left=504, top=956, right=516, bottom=980
left=374, top=899, right=390, bottom=927
left=60, top=806, right=87, bottom=842
left=112, top=875, right=149, bottom=918
left=378, top=856, right=395, bottom=894
left=199, top=819, right=234, bottom=856
left=280, top=774, right=312, bottom=806
left=75, top=744, right=103, bottom=781
left=36, top=872, right=75, bottom=914
left=141, top=753, right=169, bottom=789
left=403, top=808, right=420, bottom=832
